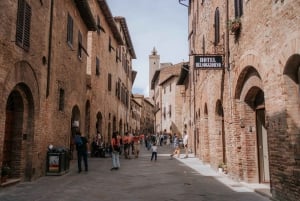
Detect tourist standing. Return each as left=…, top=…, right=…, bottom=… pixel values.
left=110, top=131, right=121, bottom=170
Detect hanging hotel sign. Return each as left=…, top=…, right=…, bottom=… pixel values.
left=194, top=55, right=223, bottom=69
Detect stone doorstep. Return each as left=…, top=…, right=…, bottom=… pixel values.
left=0, top=178, right=21, bottom=187
left=255, top=188, right=273, bottom=199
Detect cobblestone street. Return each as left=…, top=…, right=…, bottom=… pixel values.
left=0, top=145, right=271, bottom=201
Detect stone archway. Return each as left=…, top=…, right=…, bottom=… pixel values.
left=215, top=100, right=226, bottom=165
left=3, top=83, right=34, bottom=182
left=201, top=103, right=210, bottom=163
left=119, top=119, right=123, bottom=135
left=283, top=54, right=300, bottom=170
left=235, top=66, right=270, bottom=183
left=96, top=112, right=103, bottom=141
left=85, top=100, right=91, bottom=139
left=70, top=106, right=80, bottom=160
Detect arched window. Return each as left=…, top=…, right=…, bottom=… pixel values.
left=234, top=0, right=243, bottom=18
left=214, top=7, right=220, bottom=45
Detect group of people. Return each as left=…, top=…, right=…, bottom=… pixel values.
left=74, top=130, right=189, bottom=173
left=110, top=131, right=143, bottom=170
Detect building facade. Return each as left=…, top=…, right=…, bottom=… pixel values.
left=132, top=95, right=154, bottom=135
left=150, top=57, right=186, bottom=136
left=0, top=0, right=136, bottom=183
left=185, top=0, right=300, bottom=200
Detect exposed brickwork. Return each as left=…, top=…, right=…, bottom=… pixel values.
left=188, top=0, right=300, bottom=200
left=0, top=0, right=134, bottom=183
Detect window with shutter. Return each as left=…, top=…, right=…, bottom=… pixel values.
left=59, top=88, right=65, bottom=111
left=16, top=0, right=31, bottom=51
left=78, top=31, right=82, bottom=59
left=108, top=73, right=112, bottom=91
left=96, top=57, right=100, bottom=76
left=234, top=0, right=243, bottom=18
left=214, top=7, right=220, bottom=45
left=67, top=13, right=73, bottom=46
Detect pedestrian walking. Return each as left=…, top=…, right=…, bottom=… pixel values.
left=150, top=142, right=158, bottom=161
left=110, top=131, right=121, bottom=170
left=183, top=131, right=189, bottom=158
left=170, top=134, right=180, bottom=158
left=75, top=131, right=88, bottom=173
left=133, top=134, right=141, bottom=158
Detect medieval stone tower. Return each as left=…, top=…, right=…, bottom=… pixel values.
left=149, top=47, right=160, bottom=98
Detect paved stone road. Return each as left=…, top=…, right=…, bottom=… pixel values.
left=0, top=145, right=271, bottom=201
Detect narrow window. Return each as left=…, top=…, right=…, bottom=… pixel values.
left=16, top=0, right=32, bottom=51
left=214, top=7, right=220, bottom=45
left=169, top=105, right=172, bottom=117
left=109, top=37, right=115, bottom=52
left=67, top=13, right=73, bottom=46
left=59, top=88, right=65, bottom=111
left=78, top=31, right=82, bottom=59
left=234, top=0, right=243, bottom=18
left=96, top=57, right=100, bottom=76
left=108, top=73, right=112, bottom=91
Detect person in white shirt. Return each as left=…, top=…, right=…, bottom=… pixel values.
left=183, top=131, right=189, bottom=158
left=150, top=142, right=158, bottom=161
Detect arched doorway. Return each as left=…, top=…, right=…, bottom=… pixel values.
left=85, top=100, right=90, bottom=139
left=201, top=103, right=210, bottom=163
left=283, top=54, right=300, bottom=175
left=119, top=119, right=123, bottom=135
left=216, top=100, right=226, bottom=165
left=112, top=116, right=117, bottom=132
left=70, top=106, right=80, bottom=159
left=3, top=84, right=34, bottom=182
left=253, top=90, right=270, bottom=183
left=236, top=66, right=270, bottom=183
left=96, top=112, right=103, bottom=141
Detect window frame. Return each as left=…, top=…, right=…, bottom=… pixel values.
left=16, top=0, right=32, bottom=51
left=214, top=7, right=220, bottom=46
left=78, top=31, right=82, bottom=59
left=96, top=57, right=100, bottom=76
left=234, top=0, right=243, bottom=18
left=108, top=73, right=112, bottom=91
left=58, top=88, right=65, bottom=111
left=67, top=13, right=73, bottom=47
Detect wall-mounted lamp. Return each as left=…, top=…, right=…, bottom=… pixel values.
left=248, top=126, right=253, bottom=132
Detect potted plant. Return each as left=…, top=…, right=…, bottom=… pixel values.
left=228, top=18, right=241, bottom=33
left=218, top=162, right=224, bottom=173
left=1, top=165, right=11, bottom=183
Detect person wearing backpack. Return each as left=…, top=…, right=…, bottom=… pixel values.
left=75, top=131, right=88, bottom=173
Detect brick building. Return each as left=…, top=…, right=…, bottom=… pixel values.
left=132, top=95, right=154, bottom=135
left=150, top=53, right=187, bottom=136
left=185, top=0, right=300, bottom=200
left=0, top=0, right=135, bottom=184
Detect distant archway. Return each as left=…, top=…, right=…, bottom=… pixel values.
left=3, top=83, right=34, bottom=181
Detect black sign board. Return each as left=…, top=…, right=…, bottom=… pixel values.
left=194, top=55, right=223, bottom=68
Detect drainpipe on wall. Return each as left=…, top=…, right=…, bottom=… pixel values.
left=226, top=0, right=233, bottom=121
left=46, top=0, right=54, bottom=97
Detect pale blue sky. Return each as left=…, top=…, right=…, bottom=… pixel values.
left=107, top=0, right=189, bottom=97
